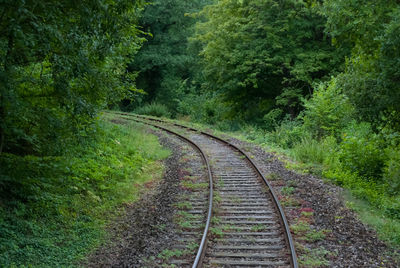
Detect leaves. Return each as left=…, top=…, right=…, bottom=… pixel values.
left=193, top=0, right=343, bottom=121
left=323, top=0, right=400, bottom=128
left=0, top=0, right=144, bottom=155
left=128, top=0, right=208, bottom=114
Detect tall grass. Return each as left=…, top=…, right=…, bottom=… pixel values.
left=291, top=136, right=337, bottom=165
left=0, top=115, right=170, bottom=267
left=135, top=102, right=171, bottom=118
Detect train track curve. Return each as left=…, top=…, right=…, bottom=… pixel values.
left=107, top=111, right=298, bottom=268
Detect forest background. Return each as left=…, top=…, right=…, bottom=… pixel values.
left=1, top=0, right=399, bottom=266
left=129, top=0, right=400, bottom=241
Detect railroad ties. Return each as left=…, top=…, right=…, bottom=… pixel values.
left=109, top=112, right=297, bottom=268
left=190, top=134, right=291, bottom=267
left=168, top=141, right=210, bottom=267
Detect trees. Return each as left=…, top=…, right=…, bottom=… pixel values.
left=194, top=0, right=344, bottom=122
left=323, top=0, right=400, bottom=128
left=0, top=0, right=144, bottom=155
left=128, top=0, right=208, bottom=114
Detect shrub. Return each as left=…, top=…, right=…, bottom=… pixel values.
left=263, top=108, right=284, bottom=131
left=240, top=125, right=264, bottom=142
left=135, top=103, right=172, bottom=118
left=384, top=147, right=400, bottom=195
left=303, top=79, right=355, bottom=138
left=337, top=122, right=386, bottom=181
left=265, top=119, right=309, bottom=149
left=177, top=92, right=233, bottom=127
left=292, top=136, right=337, bottom=165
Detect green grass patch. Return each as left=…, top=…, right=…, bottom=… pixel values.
left=181, top=181, right=208, bottom=191
left=0, top=115, right=170, bottom=267
left=296, top=243, right=330, bottom=268
left=135, top=102, right=172, bottom=118
left=107, top=112, right=400, bottom=250
left=343, top=191, right=400, bottom=247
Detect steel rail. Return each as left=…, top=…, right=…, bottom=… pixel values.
left=112, top=111, right=298, bottom=268
left=107, top=112, right=213, bottom=268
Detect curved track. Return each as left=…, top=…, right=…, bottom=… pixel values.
left=107, top=112, right=298, bottom=268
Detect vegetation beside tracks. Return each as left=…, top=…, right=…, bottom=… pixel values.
left=0, top=117, right=170, bottom=267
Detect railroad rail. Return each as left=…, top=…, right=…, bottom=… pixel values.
left=106, top=111, right=298, bottom=268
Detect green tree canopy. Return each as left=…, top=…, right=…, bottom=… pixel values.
left=194, top=0, right=345, bottom=122
left=127, top=0, right=208, bottom=113
left=0, top=0, right=144, bottom=155
left=323, top=0, right=400, bottom=127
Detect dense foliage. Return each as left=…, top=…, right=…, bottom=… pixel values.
left=133, top=0, right=400, bottom=245
left=193, top=0, right=345, bottom=122
left=122, top=0, right=208, bottom=114
left=0, top=118, right=169, bottom=266
left=0, top=1, right=155, bottom=266
left=0, top=0, right=144, bottom=156
left=323, top=0, right=400, bottom=126
left=1, top=0, right=400, bottom=264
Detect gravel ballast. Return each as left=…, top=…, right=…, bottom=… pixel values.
left=86, top=130, right=186, bottom=267
left=86, top=119, right=399, bottom=267
left=224, top=135, right=399, bottom=267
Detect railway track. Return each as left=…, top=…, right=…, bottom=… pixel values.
left=107, top=111, right=298, bottom=268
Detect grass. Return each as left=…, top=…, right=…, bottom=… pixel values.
left=210, top=224, right=237, bottom=238
left=181, top=181, right=208, bottom=191
left=250, top=224, right=267, bottom=232
left=291, top=218, right=330, bottom=243
left=343, top=191, right=400, bottom=247
left=174, top=211, right=201, bottom=229
left=107, top=111, right=400, bottom=251
left=281, top=186, right=295, bottom=196
left=174, top=201, right=193, bottom=210
left=134, top=102, right=172, bottom=118
left=296, top=243, right=331, bottom=268
left=0, top=113, right=170, bottom=267
left=268, top=172, right=280, bottom=181
left=214, top=192, right=222, bottom=202
left=157, top=249, right=184, bottom=260
left=210, top=227, right=225, bottom=238
left=279, top=196, right=301, bottom=207
left=291, top=137, right=334, bottom=165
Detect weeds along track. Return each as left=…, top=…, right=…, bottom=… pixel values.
left=109, top=113, right=213, bottom=267
left=107, top=112, right=298, bottom=268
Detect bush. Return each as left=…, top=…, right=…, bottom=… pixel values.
left=337, top=122, right=386, bottom=181
left=384, top=147, right=400, bottom=195
left=263, top=108, right=284, bottom=131
left=303, top=79, right=355, bottom=138
left=135, top=103, right=172, bottom=118
left=265, top=119, right=309, bottom=149
left=177, top=91, right=239, bottom=129
left=292, top=136, right=337, bottom=165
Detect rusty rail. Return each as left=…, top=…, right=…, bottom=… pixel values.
left=107, top=111, right=298, bottom=268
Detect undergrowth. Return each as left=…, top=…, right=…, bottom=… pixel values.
left=107, top=110, right=400, bottom=250
left=135, top=102, right=172, bottom=118
left=233, top=124, right=400, bottom=248
left=0, top=114, right=170, bottom=267
left=122, top=111, right=400, bottom=249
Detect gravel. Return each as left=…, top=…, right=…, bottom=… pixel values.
left=224, top=136, right=399, bottom=267
left=85, top=119, right=399, bottom=267
left=85, top=130, right=185, bottom=267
